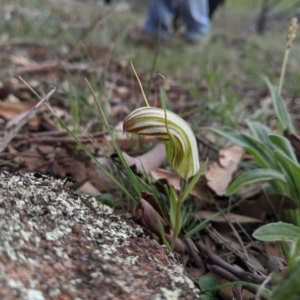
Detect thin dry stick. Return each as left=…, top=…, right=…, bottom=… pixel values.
left=254, top=273, right=272, bottom=300
left=185, top=237, right=206, bottom=271
left=278, top=17, right=298, bottom=95
left=210, top=265, right=266, bottom=298
left=8, top=61, right=101, bottom=77
left=196, top=240, right=267, bottom=284
left=0, top=88, right=56, bottom=153
left=214, top=199, right=251, bottom=265
left=13, top=131, right=106, bottom=144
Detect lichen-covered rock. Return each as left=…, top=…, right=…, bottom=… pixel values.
left=0, top=172, right=199, bottom=300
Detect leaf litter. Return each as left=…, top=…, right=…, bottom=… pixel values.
left=0, top=1, right=295, bottom=298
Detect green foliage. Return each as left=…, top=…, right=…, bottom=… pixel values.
left=199, top=276, right=219, bottom=300
left=206, top=78, right=300, bottom=211
left=157, top=218, right=172, bottom=252
left=252, top=221, right=300, bottom=300
left=271, top=258, right=300, bottom=300
left=199, top=276, right=263, bottom=299
left=253, top=222, right=300, bottom=243
left=226, top=168, right=287, bottom=196
left=264, top=77, right=295, bottom=132
left=96, top=193, right=114, bottom=207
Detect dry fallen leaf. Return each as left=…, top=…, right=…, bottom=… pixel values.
left=122, top=143, right=166, bottom=173
left=0, top=100, right=41, bottom=128
left=130, top=194, right=185, bottom=254
left=9, top=54, right=33, bottom=66
left=263, top=242, right=284, bottom=260
left=237, top=194, right=296, bottom=220
left=78, top=181, right=101, bottom=196
left=204, top=145, right=244, bottom=196
left=150, top=168, right=214, bottom=203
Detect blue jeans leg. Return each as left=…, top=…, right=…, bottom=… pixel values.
left=142, top=0, right=174, bottom=40
left=178, top=0, right=211, bottom=42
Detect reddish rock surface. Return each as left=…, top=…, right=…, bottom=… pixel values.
left=0, top=172, right=199, bottom=300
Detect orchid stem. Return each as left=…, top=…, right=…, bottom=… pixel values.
left=171, top=178, right=188, bottom=250
left=278, top=47, right=290, bottom=96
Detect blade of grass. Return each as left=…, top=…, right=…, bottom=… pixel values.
left=226, top=168, right=287, bottom=196
left=46, top=103, right=137, bottom=203
left=264, top=77, right=295, bottom=132
left=86, top=79, right=143, bottom=199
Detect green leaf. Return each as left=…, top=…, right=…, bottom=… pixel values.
left=199, top=276, right=219, bottom=296
left=272, top=258, right=300, bottom=300
left=269, top=134, right=298, bottom=163
left=253, top=221, right=300, bottom=243
left=226, top=168, right=287, bottom=196
left=179, top=159, right=208, bottom=203
left=157, top=219, right=172, bottom=252
left=205, top=127, right=275, bottom=168
left=241, top=132, right=276, bottom=169
left=199, top=280, right=262, bottom=295
left=271, top=146, right=300, bottom=198
left=199, top=295, right=216, bottom=300
left=246, top=120, right=272, bottom=148
left=167, top=185, right=178, bottom=230
left=96, top=193, right=114, bottom=207
left=264, top=77, right=295, bottom=132
left=204, top=127, right=249, bottom=148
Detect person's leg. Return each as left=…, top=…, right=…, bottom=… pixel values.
left=178, top=0, right=211, bottom=43
left=142, top=0, right=175, bottom=40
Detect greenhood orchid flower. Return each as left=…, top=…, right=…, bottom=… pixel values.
left=123, top=106, right=200, bottom=179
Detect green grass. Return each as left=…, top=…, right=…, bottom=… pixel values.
left=2, top=0, right=300, bottom=144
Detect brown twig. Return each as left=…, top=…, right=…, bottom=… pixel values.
left=195, top=240, right=267, bottom=284
left=206, top=226, right=265, bottom=275
left=212, top=199, right=251, bottom=266
left=209, top=265, right=263, bottom=297
left=0, top=88, right=56, bottom=153
left=13, top=131, right=106, bottom=145
left=0, top=38, right=45, bottom=49
left=185, top=237, right=206, bottom=271
left=232, top=284, right=243, bottom=300
left=6, top=61, right=102, bottom=76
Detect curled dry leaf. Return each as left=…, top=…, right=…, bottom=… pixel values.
left=204, top=145, right=244, bottom=196
left=131, top=194, right=185, bottom=255
left=122, top=143, right=166, bottom=173
left=132, top=197, right=170, bottom=234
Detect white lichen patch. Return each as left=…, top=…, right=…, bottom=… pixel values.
left=26, top=289, right=45, bottom=300
left=45, top=227, right=65, bottom=241
left=48, top=288, right=61, bottom=298
left=160, top=287, right=181, bottom=300
left=53, top=247, right=69, bottom=259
